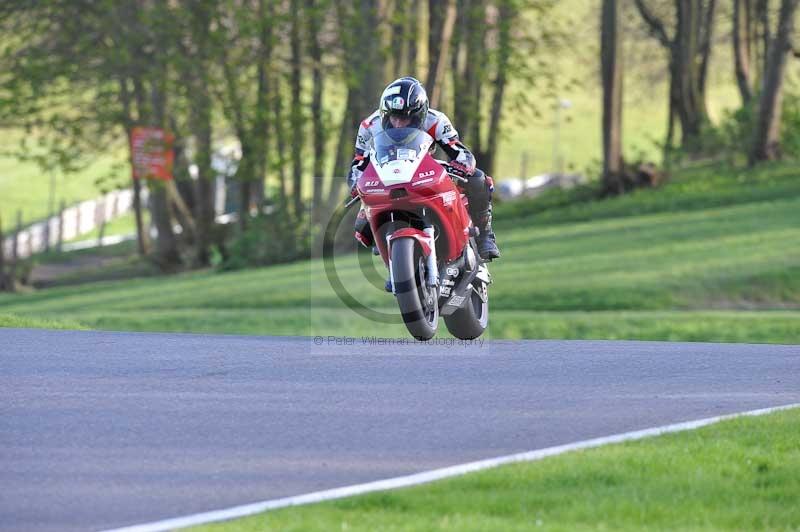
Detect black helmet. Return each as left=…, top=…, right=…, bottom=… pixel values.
left=379, top=77, right=429, bottom=130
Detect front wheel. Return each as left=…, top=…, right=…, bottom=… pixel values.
left=444, top=277, right=489, bottom=340
left=391, top=237, right=438, bottom=341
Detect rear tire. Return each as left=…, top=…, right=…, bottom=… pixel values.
left=443, top=278, right=488, bottom=340
left=391, top=237, right=438, bottom=341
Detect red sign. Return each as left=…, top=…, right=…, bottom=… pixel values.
left=130, top=127, right=175, bottom=180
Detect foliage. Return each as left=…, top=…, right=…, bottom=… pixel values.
left=217, top=204, right=312, bottom=271
left=688, top=90, right=800, bottom=164
left=779, top=92, right=800, bottom=157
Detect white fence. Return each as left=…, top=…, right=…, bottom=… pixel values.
left=1, top=189, right=140, bottom=260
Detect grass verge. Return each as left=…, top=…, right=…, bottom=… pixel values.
left=192, top=407, right=800, bottom=531
left=0, top=313, right=88, bottom=330
left=1, top=162, right=798, bottom=343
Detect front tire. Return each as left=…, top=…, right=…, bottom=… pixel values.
left=391, top=237, right=438, bottom=341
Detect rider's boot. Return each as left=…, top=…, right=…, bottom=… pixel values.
left=471, top=205, right=501, bottom=260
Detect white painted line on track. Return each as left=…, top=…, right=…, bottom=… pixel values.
left=102, top=402, right=800, bottom=532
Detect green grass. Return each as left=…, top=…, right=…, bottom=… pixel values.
left=1, top=162, right=798, bottom=343
left=494, top=161, right=800, bottom=225
left=0, top=129, right=126, bottom=226
left=33, top=238, right=141, bottom=265
left=193, top=407, right=800, bottom=531
left=0, top=312, right=88, bottom=330
left=22, top=239, right=160, bottom=289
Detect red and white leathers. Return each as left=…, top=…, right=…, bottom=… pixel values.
left=348, top=108, right=500, bottom=260
left=348, top=108, right=476, bottom=186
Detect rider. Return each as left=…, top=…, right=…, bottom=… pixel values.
left=347, top=76, right=501, bottom=261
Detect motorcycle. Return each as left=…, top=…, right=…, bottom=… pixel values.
left=349, top=127, right=491, bottom=341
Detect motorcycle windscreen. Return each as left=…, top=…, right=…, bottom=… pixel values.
left=373, top=127, right=434, bottom=164
left=371, top=128, right=434, bottom=186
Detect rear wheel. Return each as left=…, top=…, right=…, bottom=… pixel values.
left=443, top=277, right=488, bottom=340
left=391, top=237, right=438, bottom=340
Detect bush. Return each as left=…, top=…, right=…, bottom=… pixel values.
left=718, top=101, right=757, bottom=162
left=217, top=203, right=311, bottom=271
left=708, top=91, right=800, bottom=163
left=780, top=92, right=800, bottom=157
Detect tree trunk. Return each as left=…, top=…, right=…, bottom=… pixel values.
left=324, top=0, right=383, bottom=215
left=252, top=0, right=272, bottom=213
left=325, top=91, right=359, bottom=215
left=148, top=78, right=182, bottom=268
left=673, top=0, right=709, bottom=146
left=429, top=0, right=457, bottom=108
left=601, top=0, right=623, bottom=192
left=634, top=0, right=714, bottom=150
left=664, top=72, right=678, bottom=157
left=733, top=0, right=755, bottom=103
left=187, top=1, right=215, bottom=266
left=406, top=0, right=420, bottom=74
left=450, top=0, right=467, bottom=129
left=483, top=0, right=514, bottom=176
left=290, top=0, right=304, bottom=220
left=750, top=0, right=799, bottom=163
left=426, top=0, right=447, bottom=99
left=236, top=138, right=255, bottom=230
left=118, top=76, right=148, bottom=256
left=308, top=0, right=326, bottom=226
left=190, top=86, right=214, bottom=265
left=391, top=0, right=408, bottom=74
left=464, top=1, right=485, bottom=153
left=698, top=0, right=717, bottom=97
left=755, top=0, right=771, bottom=79
left=0, top=214, right=12, bottom=292
left=271, top=75, right=290, bottom=213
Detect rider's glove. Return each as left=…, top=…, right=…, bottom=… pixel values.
left=449, top=157, right=475, bottom=177
left=348, top=167, right=363, bottom=196
left=349, top=166, right=362, bottom=184
left=445, top=163, right=467, bottom=179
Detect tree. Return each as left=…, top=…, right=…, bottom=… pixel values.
left=0, top=215, right=13, bottom=292
left=427, top=0, right=458, bottom=108
left=323, top=0, right=384, bottom=215
left=308, top=0, right=328, bottom=225
left=634, top=0, right=717, bottom=151
left=0, top=1, right=184, bottom=268
left=173, top=0, right=218, bottom=266
left=750, top=0, right=800, bottom=163
left=210, top=0, right=277, bottom=230
left=451, top=0, right=487, bottom=156
left=447, top=0, right=563, bottom=176
left=482, top=0, right=516, bottom=176
left=122, top=3, right=182, bottom=268
left=601, top=0, right=624, bottom=192
left=289, top=0, right=305, bottom=221
left=733, top=0, right=756, bottom=104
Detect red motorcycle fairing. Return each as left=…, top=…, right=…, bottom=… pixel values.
left=387, top=228, right=432, bottom=256
left=357, top=153, right=471, bottom=265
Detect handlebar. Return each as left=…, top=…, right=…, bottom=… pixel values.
left=344, top=195, right=361, bottom=208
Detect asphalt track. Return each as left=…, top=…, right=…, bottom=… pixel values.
left=2, top=329, right=799, bottom=531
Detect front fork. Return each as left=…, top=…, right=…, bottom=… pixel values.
left=423, top=226, right=438, bottom=287
left=386, top=223, right=438, bottom=294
